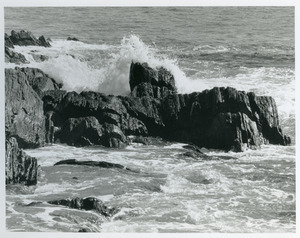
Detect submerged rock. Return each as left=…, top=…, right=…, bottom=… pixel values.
left=30, top=53, right=49, bottom=62
left=129, top=136, right=170, bottom=146
left=6, top=137, right=38, bottom=186
left=54, top=159, right=137, bottom=172
left=48, top=197, right=118, bottom=217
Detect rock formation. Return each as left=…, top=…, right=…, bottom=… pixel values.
left=6, top=137, right=38, bottom=186
left=5, top=60, right=290, bottom=152
left=5, top=68, right=46, bottom=148
left=38, top=62, right=290, bottom=151
left=8, top=30, right=51, bottom=47
left=5, top=46, right=29, bottom=64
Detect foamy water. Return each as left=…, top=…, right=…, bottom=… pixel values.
left=5, top=143, right=295, bottom=232
left=5, top=7, right=295, bottom=233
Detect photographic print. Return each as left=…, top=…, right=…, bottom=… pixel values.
left=3, top=1, right=296, bottom=234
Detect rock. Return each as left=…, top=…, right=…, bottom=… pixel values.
left=67, top=37, right=80, bottom=41
left=49, top=91, right=152, bottom=145
left=30, top=54, right=49, bottom=62
left=129, top=62, right=176, bottom=98
left=45, top=111, right=55, bottom=144
left=5, top=33, right=14, bottom=48
left=38, top=35, right=51, bottom=47
left=18, top=67, right=61, bottom=97
left=178, top=151, right=207, bottom=160
left=6, top=137, right=38, bottom=186
left=131, top=82, right=154, bottom=98
left=130, top=136, right=169, bottom=146
left=159, top=87, right=290, bottom=151
left=182, top=144, right=204, bottom=153
left=5, top=68, right=45, bottom=148
left=44, top=85, right=289, bottom=151
left=42, top=90, right=67, bottom=111
left=9, top=30, right=51, bottom=47
left=102, top=123, right=128, bottom=148
left=54, top=159, right=135, bottom=171
left=180, top=143, right=237, bottom=160
left=5, top=46, right=29, bottom=64
left=59, top=117, right=103, bottom=146
left=248, top=92, right=291, bottom=145
left=48, top=197, right=118, bottom=217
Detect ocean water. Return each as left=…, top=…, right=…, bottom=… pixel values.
left=4, top=7, right=295, bottom=232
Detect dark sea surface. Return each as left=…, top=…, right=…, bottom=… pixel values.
left=5, top=7, right=295, bottom=232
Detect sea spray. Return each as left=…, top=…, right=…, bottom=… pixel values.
left=8, top=35, right=208, bottom=95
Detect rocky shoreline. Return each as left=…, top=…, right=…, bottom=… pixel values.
left=4, top=31, right=291, bottom=228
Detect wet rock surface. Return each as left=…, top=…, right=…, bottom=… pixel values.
left=48, top=197, right=119, bottom=217
left=5, top=46, right=29, bottom=64
left=5, top=137, right=38, bottom=186
left=54, top=159, right=137, bottom=172
left=130, top=62, right=177, bottom=98
left=5, top=68, right=46, bottom=148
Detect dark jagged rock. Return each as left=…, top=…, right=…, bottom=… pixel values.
left=9, top=30, right=51, bottom=47
left=59, top=117, right=103, bottom=146
left=17, top=67, right=61, bottom=97
left=41, top=86, right=289, bottom=151
left=42, top=90, right=67, bottom=111
left=38, top=35, right=51, bottom=47
left=159, top=87, right=290, bottom=151
left=130, top=62, right=176, bottom=98
left=5, top=46, right=29, bottom=64
left=102, top=123, right=128, bottom=148
left=42, top=91, right=152, bottom=146
left=5, top=68, right=45, bottom=148
left=6, top=137, right=38, bottom=186
left=67, top=37, right=80, bottom=41
left=48, top=197, right=118, bottom=217
left=54, top=159, right=137, bottom=173
left=5, top=33, right=14, bottom=48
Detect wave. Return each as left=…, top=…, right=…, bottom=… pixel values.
left=8, top=35, right=210, bottom=95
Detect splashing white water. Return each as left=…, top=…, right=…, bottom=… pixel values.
left=8, top=35, right=197, bottom=95
left=6, top=35, right=295, bottom=127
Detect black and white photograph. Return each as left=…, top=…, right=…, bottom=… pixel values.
left=2, top=0, right=298, bottom=235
